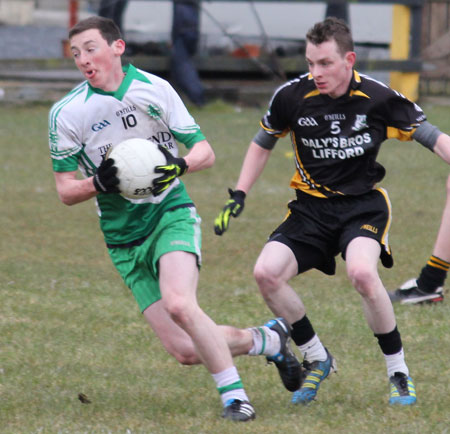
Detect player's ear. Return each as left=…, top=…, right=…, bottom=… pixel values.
left=113, top=39, right=126, bottom=56
left=345, top=51, right=356, bottom=69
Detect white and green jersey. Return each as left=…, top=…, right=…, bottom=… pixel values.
left=48, top=64, right=205, bottom=245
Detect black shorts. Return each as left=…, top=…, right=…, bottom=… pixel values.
left=268, top=188, right=393, bottom=276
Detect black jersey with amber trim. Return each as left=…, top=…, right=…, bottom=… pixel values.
left=260, top=70, right=426, bottom=198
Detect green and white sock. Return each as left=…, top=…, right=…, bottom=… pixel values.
left=213, top=366, right=248, bottom=405
left=247, top=326, right=280, bottom=356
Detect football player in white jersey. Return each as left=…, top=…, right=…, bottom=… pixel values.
left=49, top=16, right=302, bottom=422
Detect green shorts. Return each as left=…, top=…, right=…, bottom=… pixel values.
left=108, top=205, right=202, bottom=312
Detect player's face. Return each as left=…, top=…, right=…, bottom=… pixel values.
left=70, top=29, right=125, bottom=91
left=306, top=39, right=355, bottom=99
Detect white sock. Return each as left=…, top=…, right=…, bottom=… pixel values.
left=298, top=334, right=327, bottom=362
left=212, top=366, right=249, bottom=406
left=384, top=349, right=409, bottom=378
left=247, top=326, right=280, bottom=356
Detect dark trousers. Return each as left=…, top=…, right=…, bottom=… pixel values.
left=171, top=2, right=205, bottom=106
left=99, top=0, right=128, bottom=32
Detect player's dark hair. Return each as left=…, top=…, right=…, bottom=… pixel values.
left=69, top=16, right=122, bottom=45
left=306, top=17, right=354, bottom=55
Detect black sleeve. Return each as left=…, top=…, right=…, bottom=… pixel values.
left=382, top=88, right=427, bottom=140
left=260, top=85, right=292, bottom=138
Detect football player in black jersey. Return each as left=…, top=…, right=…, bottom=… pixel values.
left=390, top=175, right=449, bottom=304
left=215, top=17, right=450, bottom=406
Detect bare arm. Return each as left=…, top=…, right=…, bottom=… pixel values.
left=54, top=171, right=98, bottom=206
left=432, top=175, right=450, bottom=261
left=433, top=133, right=450, bottom=164
left=235, top=141, right=272, bottom=194
left=183, top=139, right=215, bottom=173
left=213, top=141, right=272, bottom=235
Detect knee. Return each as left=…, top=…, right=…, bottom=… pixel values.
left=347, top=265, right=378, bottom=297
left=178, top=356, right=197, bottom=366
left=157, top=308, right=200, bottom=365
left=145, top=298, right=200, bottom=366
left=172, top=348, right=199, bottom=366
left=254, top=262, right=282, bottom=296
left=163, top=295, right=194, bottom=329
left=166, top=341, right=199, bottom=365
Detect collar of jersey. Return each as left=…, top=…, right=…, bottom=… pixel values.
left=305, top=69, right=365, bottom=101
left=350, top=70, right=362, bottom=89
left=348, top=70, right=370, bottom=98
left=339, top=69, right=363, bottom=98
left=85, top=64, right=151, bottom=101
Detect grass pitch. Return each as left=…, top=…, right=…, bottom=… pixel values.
left=1, top=100, right=449, bottom=433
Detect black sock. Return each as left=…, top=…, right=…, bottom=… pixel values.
left=417, top=255, right=449, bottom=293
left=374, top=326, right=402, bottom=355
left=291, top=315, right=315, bottom=347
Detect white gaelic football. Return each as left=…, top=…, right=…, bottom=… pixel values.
left=107, top=138, right=166, bottom=199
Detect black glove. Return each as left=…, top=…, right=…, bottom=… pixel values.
left=214, top=188, right=246, bottom=235
left=152, top=145, right=188, bottom=196
left=93, top=158, right=120, bottom=194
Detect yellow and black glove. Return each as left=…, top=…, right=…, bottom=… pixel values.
left=214, top=188, right=246, bottom=235
left=152, top=145, right=188, bottom=196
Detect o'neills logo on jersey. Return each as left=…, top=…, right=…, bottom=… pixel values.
left=115, top=105, right=136, bottom=117
left=324, top=114, right=346, bottom=121
left=361, top=224, right=378, bottom=234
left=301, top=132, right=371, bottom=160
left=298, top=117, right=318, bottom=127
